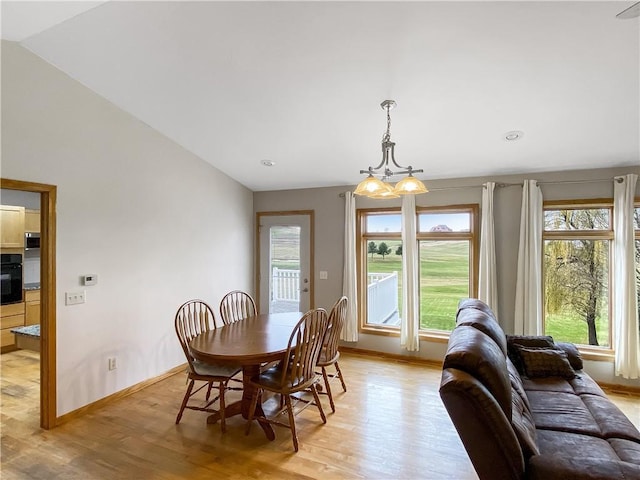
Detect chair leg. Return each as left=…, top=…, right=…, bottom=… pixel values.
left=284, top=394, right=299, bottom=452
left=218, top=382, right=226, bottom=433
left=310, top=384, right=327, bottom=424
left=335, top=362, right=347, bottom=392
left=245, top=389, right=260, bottom=436
left=321, top=367, right=335, bottom=413
left=176, top=379, right=195, bottom=424
left=206, top=381, right=213, bottom=401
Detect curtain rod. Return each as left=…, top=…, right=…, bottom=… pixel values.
left=339, top=177, right=625, bottom=196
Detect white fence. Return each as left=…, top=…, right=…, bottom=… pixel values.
left=367, top=272, right=399, bottom=325
left=272, top=267, right=300, bottom=301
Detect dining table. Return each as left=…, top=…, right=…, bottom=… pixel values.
left=188, top=311, right=302, bottom=440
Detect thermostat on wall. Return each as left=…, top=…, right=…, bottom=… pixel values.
left=83, top=274, right=98, bottom=286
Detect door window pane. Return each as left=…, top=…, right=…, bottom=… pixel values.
left=419, top=240, right=470, bottom=331
left=270, top=226, right=300, bottom=313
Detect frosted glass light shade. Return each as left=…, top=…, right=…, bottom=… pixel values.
left=354, top=175, right=389, bottom=196
left=393, top=175, right=428, bottom=195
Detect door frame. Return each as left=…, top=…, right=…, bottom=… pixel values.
left=255, top=210, right=314, bottom=313
left=1, top=178, right=57, bottom=429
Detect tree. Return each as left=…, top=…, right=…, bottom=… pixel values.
left=544, top=209, right=608, bottom=346
left=368, top=241, right=377, bottom=258
left=377, top=242, right=392, bottom=259
left=395, top=244, right=402, bottom=256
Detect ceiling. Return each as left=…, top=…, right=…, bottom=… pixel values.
left=2, top=1, right=639, bottom=192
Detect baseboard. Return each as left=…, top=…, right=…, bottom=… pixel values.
left=340, top=346, right=443, bottom=368
left=598, top=382, right=640, bottom=396
left=55, top=363, right=186, bottom=426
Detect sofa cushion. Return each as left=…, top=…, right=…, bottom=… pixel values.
left=527, top=390, right=601, bottom=437
left=581, top=394, right=640, bottom=442
left=456, top=307, right=507, bottom=356
left=516, top=346, right=576, bottom=380
left=522, top=376, right=576, bottom=393
left=532, top=430, right=640, bottom=479
left=609, top=438, right=640, bottom=464
left=443, top=326, right=512, bottom=418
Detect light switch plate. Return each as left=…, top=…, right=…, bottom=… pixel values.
left=65, top=291, right=85, bottom=305
left=319, top=271, right=328, bottom=280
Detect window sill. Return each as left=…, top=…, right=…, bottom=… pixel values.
left=360, top=325, right=451, bottom=343
left=578, top=347, right=614, bottom=362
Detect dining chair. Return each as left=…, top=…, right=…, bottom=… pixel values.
left=245, top=308, right=329, bottom=452
left=219, top=290, right=257, bottom=325
left=316, top=296, right=349, bottom=413
left=174, top=299, right=242, bottom=431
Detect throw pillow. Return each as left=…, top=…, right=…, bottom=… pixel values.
left=554, top=342, right=583, bottom=370
left=506, top=335, right=555, bottom=374
left=516, top=346, right=576, bottom=380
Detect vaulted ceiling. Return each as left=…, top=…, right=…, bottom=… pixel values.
left=2, top=1, right=639, bottom=191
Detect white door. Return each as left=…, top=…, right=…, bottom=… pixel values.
left=258, top=213, right=312, bottom=314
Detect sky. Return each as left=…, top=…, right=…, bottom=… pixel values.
left=367, top=212, right=470, bottom=233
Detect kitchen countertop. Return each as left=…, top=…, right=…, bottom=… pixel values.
left=24, top=283, right=40, bottom=291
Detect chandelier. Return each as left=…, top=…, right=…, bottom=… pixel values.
left=354, top=100, right=428, bottom=198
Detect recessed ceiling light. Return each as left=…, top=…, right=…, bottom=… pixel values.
left=260, top=160, right=276, bottom=167
left=504, top=130, right=524, bottom=141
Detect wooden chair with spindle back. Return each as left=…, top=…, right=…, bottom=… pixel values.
left=245, top=308, right=329, bottom=452
left=219, top=290, right=257, bottom=325
left=174, top=299, right=242, bottom=431
left=316, top=296, right=349, bottom=412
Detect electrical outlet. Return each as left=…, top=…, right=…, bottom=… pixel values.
left=108, top=357, right=117, bottom=371
left=65, top=291, right=86, bottom=306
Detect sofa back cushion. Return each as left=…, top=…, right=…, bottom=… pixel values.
left=456, top=304, right=508, bottom=356
left=444, top=325, right=512, bottom=419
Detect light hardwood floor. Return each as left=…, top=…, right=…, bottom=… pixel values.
left=1, top=349, right=639, bottom=480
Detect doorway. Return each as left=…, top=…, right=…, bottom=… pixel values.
left=256, top=211, right=314, bottom=314
left=0, top=178, right=57, bottom=429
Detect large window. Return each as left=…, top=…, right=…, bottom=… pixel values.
left=358, top=205, right=477, bottom=334
left=543, top=202, right=612, bottom=348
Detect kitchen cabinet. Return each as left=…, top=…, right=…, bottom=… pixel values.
left=25, top=290, right=40, bottom=326
left=0, top=205, right=25, bottom=248
left=1, top=302, right=25, bottom=350
left=25, top=209, right=40, bottom=233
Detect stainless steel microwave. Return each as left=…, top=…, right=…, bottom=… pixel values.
left=25, top=232, right=40, bottom=250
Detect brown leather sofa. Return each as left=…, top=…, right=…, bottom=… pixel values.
left=440, top=298, right=640, bottom=480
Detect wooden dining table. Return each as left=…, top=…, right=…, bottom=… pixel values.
left=188, top=311, right=302, bottom=440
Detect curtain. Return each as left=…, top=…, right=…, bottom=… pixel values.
left=341, top=191, right=358, bottom=342
left=613, top=174, right=640, bottom=379
left=400, top=194, right=420, bottom=351
left=478, top=182, right=498, bottom=315
left=514, top=180, right=543, bottom=335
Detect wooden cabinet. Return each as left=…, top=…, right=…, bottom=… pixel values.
left=25, top=290, right=41, bottom=326
left=1, top=302, right=25, bottom=350
left=25, top=209, right=40, bottom=233
left=0, top=205, right=25, bottom=248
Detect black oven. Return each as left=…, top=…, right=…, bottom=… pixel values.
left=1, top=254, right=23, bottom=305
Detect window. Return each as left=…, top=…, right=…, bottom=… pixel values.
left=358, top=205, right=478, bottom=334
left=543, top=202, right=612, bottom=348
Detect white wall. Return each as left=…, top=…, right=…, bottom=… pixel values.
left=254, top=167, right=640, bottom=387
left=1, top=41, right=255, bottom=416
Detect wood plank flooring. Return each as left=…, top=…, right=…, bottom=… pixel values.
left=1, top=349, right=638, bottom=480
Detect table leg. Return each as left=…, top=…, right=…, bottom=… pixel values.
left=206, top=364, right=275, bottom=441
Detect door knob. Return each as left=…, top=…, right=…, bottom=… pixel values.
left=302, top=288, right=309, bottom=293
